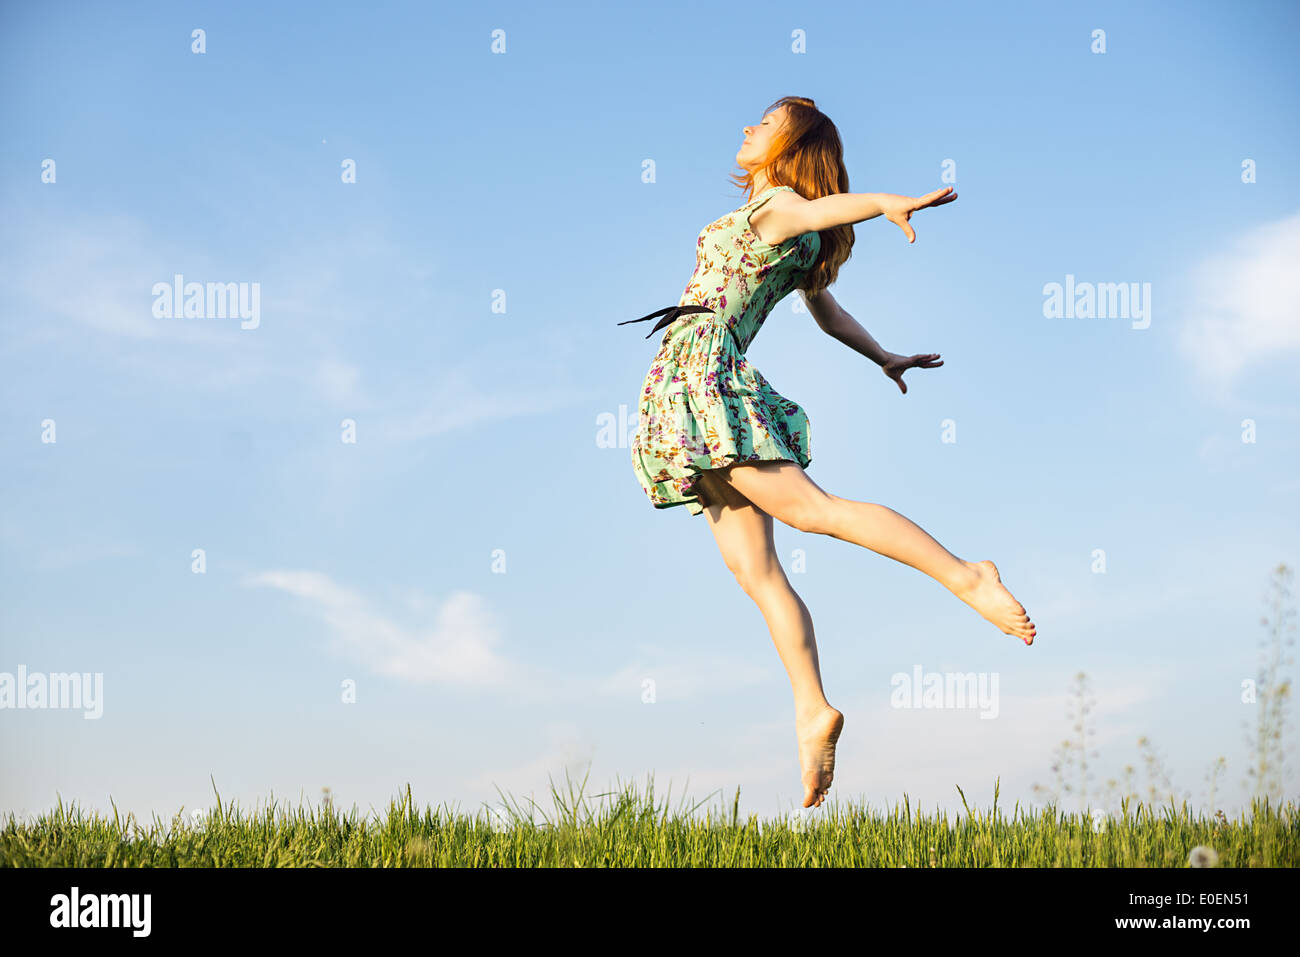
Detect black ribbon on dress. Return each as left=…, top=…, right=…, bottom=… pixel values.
left=616, top=304, right=713, bottom=339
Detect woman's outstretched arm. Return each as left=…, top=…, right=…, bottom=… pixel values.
left=802, top=287, right=889, bottom=364
left=802, top=287, right=943, bottom=394
left=787, top=187, right=958, bottom=243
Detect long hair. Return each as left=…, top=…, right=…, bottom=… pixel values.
left=728, top=95, right=853, bottom=296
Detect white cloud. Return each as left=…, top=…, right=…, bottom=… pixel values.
left=245, top=569, right=516, bottom=687
left=5, top=211, right=234, bottom=345
left=1178, top=209, right=1300, bottom=389
left=1, top=206, right=597, bottom=437
left=246, top=570, right=779, bottom=706
left=373, top=364, right=596, bottom=442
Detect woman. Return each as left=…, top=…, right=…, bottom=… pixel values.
left=623, top=96, right=1036, bottom=810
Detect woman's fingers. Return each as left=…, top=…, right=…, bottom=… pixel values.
left=889, top=210, right=916, bottom=243
left=888, top=354, right=943, bottom=395
left=898, top=187, right=957, bottom=242
left=923, top=187, right=957, bottom=205
left=903, top=353, right=943, bottom=369
left=914, top=187, right=958, bottom=210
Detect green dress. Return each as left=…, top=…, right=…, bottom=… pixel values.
left=626, top=185, right=822, bottom=516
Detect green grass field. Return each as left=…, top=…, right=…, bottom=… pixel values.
left=3, top=777, right=1296, bottom=867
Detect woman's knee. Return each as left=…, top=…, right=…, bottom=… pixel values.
left=784, top=493, right=838, bottom=535
left=730, top=558, right=786, bottom=597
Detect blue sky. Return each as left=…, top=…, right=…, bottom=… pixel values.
left=1, top=0, right=1297, bottom=826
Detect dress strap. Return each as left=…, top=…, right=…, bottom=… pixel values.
left=744, top=185, right=793, bottom=207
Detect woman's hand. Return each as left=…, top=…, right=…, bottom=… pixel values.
left=879, top=188, right=958, bottom=243
left=881, top=352, right=943, bottom=394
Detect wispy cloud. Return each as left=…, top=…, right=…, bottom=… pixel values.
left=245, top=566, right=782, bottom=708
left=1177, top=209, right=1300, bottom=393
left=245, top=569, right=517, bottom=687
left=1, top=205, right=597, bottom=438
left=3, top=209, right=236, bottom=345
left=372, top=363, right=598, bottom=443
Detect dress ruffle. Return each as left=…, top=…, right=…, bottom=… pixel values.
left=630, top=318, right=811, bottom=516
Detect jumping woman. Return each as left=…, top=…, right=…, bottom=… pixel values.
left=622, top=96, right=1036, bottom=810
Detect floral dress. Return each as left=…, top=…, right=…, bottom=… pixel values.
left=624, top=185, right=822, bottom=516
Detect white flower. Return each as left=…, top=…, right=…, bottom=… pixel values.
left=1188, top=845, right=1219, bottom=868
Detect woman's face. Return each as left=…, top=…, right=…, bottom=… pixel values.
left=736, top=107, right=786, bottom=170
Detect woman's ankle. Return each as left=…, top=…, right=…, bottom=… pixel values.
left=946, top=559, right=980, bottom=596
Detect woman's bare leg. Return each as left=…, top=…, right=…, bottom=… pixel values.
left=711, top=460, right=1036, bottom=644
left=694, top=470, right=844, bottom=809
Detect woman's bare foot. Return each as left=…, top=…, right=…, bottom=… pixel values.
left=953, top=559, right=1035, bottom=644
left=795, top=706, right=844, bottom=808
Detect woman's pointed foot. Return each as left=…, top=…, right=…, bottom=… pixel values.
left=954, top=559, right=1036, bottom=644
left=795, top=706, right=844, bottom=808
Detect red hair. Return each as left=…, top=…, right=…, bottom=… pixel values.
left=729, top=95, right=853, bottom=295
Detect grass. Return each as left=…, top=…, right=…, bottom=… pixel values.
left=3, top=774, right=1297, bottom=867
left=5, top=564, right=1295, bottom=869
